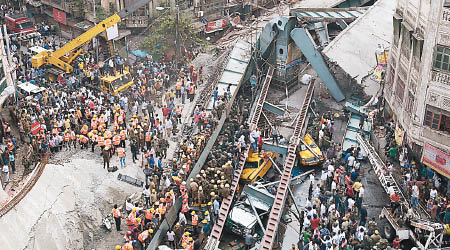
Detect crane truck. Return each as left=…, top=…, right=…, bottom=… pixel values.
left=31, top=0, right=152, bottom=74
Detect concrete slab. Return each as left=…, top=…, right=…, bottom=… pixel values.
left=323, top=0, right=395, bottom=95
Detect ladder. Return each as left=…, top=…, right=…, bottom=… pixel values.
left=260, top=82, right=315, bottom=250
left=204, top=66, right=274, bottom=250
left=356, top=134, right=445, bottom=249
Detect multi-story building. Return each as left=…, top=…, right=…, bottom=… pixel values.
left=384, top=0, right=450, bottom=178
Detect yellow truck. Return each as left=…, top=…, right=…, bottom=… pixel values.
left=100, top=70, right=134, bottom=95
left=298, top=133, right=324, bottom=166
left=241, top=150, right=278, bottom=184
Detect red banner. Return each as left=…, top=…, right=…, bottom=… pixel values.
left=422, top=142, right=450, bottom=179
left=31, top=122, right=41, bottom=135
left=53, top=8, right=66, bottom=25
left=205, top=19, right=228, bottom=33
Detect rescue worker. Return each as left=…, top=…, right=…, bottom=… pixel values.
left=137, top=229, right=152, bottom=250
left=112, top=204, right=122, bottom=231
left=191, top=211, right=199, bottom=235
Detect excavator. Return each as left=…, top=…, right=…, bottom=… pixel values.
left=31, top=0, right=152, bottom=76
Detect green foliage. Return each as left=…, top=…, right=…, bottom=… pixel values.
left=95, top=6, right=111, bottom=23
left=140, top=12, right=204, bottom=57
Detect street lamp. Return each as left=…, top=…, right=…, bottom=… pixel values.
left=156, top=5, right=179, bottom=69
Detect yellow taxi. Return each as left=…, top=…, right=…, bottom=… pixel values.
left=100, top=70, right=134, bottom=95
left=241, top=150, right=278, bottom=184
left=298, top=133, right=324, bottom=166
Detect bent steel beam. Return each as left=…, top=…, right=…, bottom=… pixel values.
left=290, top=28, right=345, bottom=102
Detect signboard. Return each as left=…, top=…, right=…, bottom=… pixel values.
left=205, top=19, right=228, bottom=33
left=31, top=122, right=41, bottom=135
left=53, top=8, right=66, bottom=25
left=394, top=124, right=404, bottom=146
left=422, top=142, right=450, bottom=179
left=106, top=23, right=119, bottom=41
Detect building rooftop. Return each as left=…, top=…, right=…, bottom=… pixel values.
left=322, top=0, right=395, bottom=92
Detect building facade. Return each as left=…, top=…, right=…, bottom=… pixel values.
left=384, top=0, right=450, bottom=175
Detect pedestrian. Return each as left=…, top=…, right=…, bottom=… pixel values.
left=112, top=204, right=122, bottom=231
left=2, top=164, right=9, bottom=184
left=8, top=151, right=15, bottom=174
left=213, top=87, right=218, bottom=107
left=143, top=185, right=150, bottom=207
left=411, top=181, right=419, bottom=208
left=272, top=125, right=279, bottom=145
left=102, top=147, right=110, bottom=169
left=117, top=146, right=126, bottom=168
left=167, top=228, right=176, bottom=248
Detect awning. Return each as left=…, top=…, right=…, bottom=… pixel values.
left=100, top=29, right=131, bottom=41
left=402, top=21, right=414, bottom=32
left=393, top=12, right=403, bottom=20
left=422, top=142, right=450, bottom=179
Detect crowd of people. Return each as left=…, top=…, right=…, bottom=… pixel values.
left=110, top=85, right=255, bottom=250
left=0, top=4, right=231, bottom=249
left=298, top=115, right=389, bottom=250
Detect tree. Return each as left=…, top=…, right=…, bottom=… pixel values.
left=94, top=6, right=111, bottom=23
left=140, top=12, right=204, bottom=59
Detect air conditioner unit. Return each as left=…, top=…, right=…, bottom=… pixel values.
left=197, top=11, right=204, bottom=17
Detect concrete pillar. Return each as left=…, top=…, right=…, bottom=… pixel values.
left=415, top=0, right=442, bottom=125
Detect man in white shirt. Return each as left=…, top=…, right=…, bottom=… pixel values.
left=167, top=229, right=175, bottom=248
left=347, top=154, right=355, bottom=168
left=430, top=187, right=438, bottom=201
left=358, top=185, right=365, bottom=208
left=411, top=182, right=419, bottom=208
left=179, top=211, right=187, bottom=225
left=348, top=197, right=355, bottom=210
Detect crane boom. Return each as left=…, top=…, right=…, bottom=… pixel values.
left=32, top=0, right=153, bottom=73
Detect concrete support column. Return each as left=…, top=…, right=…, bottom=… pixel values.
left=414, top=0, right=443, bottom=125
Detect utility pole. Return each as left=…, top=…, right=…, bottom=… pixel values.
left=2, top=25, right=17, bottom=106
left=174, top=5, right=179, bottom=69
left=93, top=0, right=99, bottom=62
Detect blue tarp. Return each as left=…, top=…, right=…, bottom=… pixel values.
left=131, top=50, right=148, bottom=58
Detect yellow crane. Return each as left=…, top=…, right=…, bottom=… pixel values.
left=32, top=0, right=152, bottom=73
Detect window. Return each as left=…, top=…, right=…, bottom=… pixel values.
left=401, top=23, right=412, bottom=50
left=424, top=105, right=450, bottom=134
left=395, top=76, right=405, bottom=102
left=406, top=92, right=415, bottom=114
left=425, top=110, right=441, bottom=129
left=393, top=17, right=401, bottom=46
left=412, top=36, right=424, bottom=60
left=433, top=45, right=450, bottom=73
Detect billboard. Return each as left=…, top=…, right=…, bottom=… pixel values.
left=53, top=8, right=66, bottom=25
left=422, top=142, right=450, bottom=179
left=205, top=19, right=228, bottom=33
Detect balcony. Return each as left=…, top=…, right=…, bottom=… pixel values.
left=431, top=70, right=450, bottom=86
left=443, top=7, right=450, bottom=23
left=125, top=16, right=149, bottom=28
left=423, top=127, right=450, bottom=148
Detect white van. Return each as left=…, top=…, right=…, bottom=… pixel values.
left=17, top=82, right=46, bottom=98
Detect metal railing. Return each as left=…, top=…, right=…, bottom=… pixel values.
left=260, top=81, right=315, bottom=250
left=442, top=7, right=450, bottom=22
left=432, top=70, right=450, bottom=86
left=204, top=66, right=274, bottom=250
